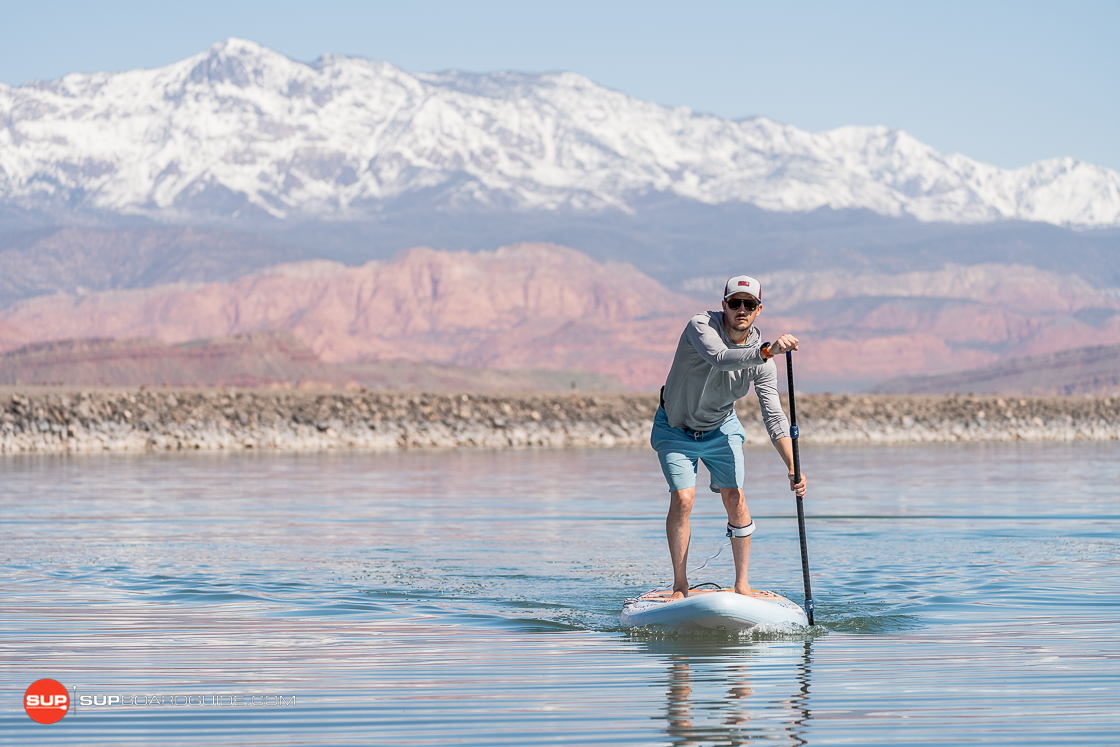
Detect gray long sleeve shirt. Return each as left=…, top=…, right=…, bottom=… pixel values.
left=662, top=311, right=791, bottom=441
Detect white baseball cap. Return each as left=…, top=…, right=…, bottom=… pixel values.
left=724, top=275, right=762, bottom=301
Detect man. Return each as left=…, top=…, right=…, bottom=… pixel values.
left=651, top=275, right=807, bottom=601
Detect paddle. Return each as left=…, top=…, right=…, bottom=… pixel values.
left=785, top=350, right=815, bottom=626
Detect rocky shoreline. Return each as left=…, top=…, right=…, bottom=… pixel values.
left=2, top=387, right=1118, bottom=453
left=735, top=393, right=1120, bottom=444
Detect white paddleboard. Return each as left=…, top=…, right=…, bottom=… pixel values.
left=621, top=588, right=808, bottom=631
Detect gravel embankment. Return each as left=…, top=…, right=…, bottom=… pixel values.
left=736, top=393, right=1120, bottom=444
left=2, top=388, right=1118, bottom=453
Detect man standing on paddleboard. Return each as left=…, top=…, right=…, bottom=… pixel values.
left=652, top=275, right=807, bottom=601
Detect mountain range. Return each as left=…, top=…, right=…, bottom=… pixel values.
left=3, top=38, right=1119, bottom=228
left=2, top=242, right=1117, bottom=391
left=2, top=40, right=1119, bottom=393
left=0, top=244, right=691, bottom=390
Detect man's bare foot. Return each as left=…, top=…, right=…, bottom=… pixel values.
left=733, top=584, right=751, bottom=595
left=669, top=588, right=689, bottom=601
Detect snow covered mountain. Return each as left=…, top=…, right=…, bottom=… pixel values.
left=2, top=38, right=1118, bottom=228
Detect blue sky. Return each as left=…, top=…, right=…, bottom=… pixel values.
left=2, top=0, right=1117, bottom=171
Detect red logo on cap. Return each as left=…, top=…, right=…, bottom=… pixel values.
left=25, top=679, right=70, bottom=724
left=738, top=281, right=749, bottom=287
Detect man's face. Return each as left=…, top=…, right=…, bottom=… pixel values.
left=722, top=293, right=761, bottom=331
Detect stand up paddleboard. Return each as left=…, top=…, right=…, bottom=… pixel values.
left=621, top=587, right=808, bottom=631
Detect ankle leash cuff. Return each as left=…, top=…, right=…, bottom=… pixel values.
left=726, top=521, right=755, bottom=538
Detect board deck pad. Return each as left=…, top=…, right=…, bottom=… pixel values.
left=621, top=588, right=808, bottom=631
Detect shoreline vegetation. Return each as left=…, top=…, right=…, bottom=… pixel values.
left=2, top=387, right=1119, bottom=453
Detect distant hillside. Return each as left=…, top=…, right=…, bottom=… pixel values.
left=3, top=242, right=1120, bottom=392
left=0, top=332, right=622, bottom=392
left=0, top=226, right=303, bottom=309
left=874, top=344, right=1120, bottom=395
left=0, top=332, right=337, bottom=388
left=0, top=243, right=691, bottom=390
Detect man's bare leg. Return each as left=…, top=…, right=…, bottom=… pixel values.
left=667, top=487, right=696, bottom=600
left=720, top=487, right=752, bottom=594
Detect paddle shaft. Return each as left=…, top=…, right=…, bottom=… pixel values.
left=785, top=351, right=815, bottom=625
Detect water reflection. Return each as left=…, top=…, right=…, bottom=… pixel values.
left=640, top=638, right=812, bottom=746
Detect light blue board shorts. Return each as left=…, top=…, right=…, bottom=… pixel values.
left=650, top=406, right=746, bottom=493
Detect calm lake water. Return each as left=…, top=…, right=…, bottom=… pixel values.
left=2, top=442, right=1118, bottom=745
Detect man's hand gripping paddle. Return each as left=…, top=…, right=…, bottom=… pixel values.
left=786, top=350, right=815, bottom=626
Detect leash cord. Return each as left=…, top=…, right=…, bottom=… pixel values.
left=688, top=540, right=730, bottom=576
left=649, top=539, right=731, bottom=593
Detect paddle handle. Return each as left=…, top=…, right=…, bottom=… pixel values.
left=786, top=351, right=815, bottom=626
